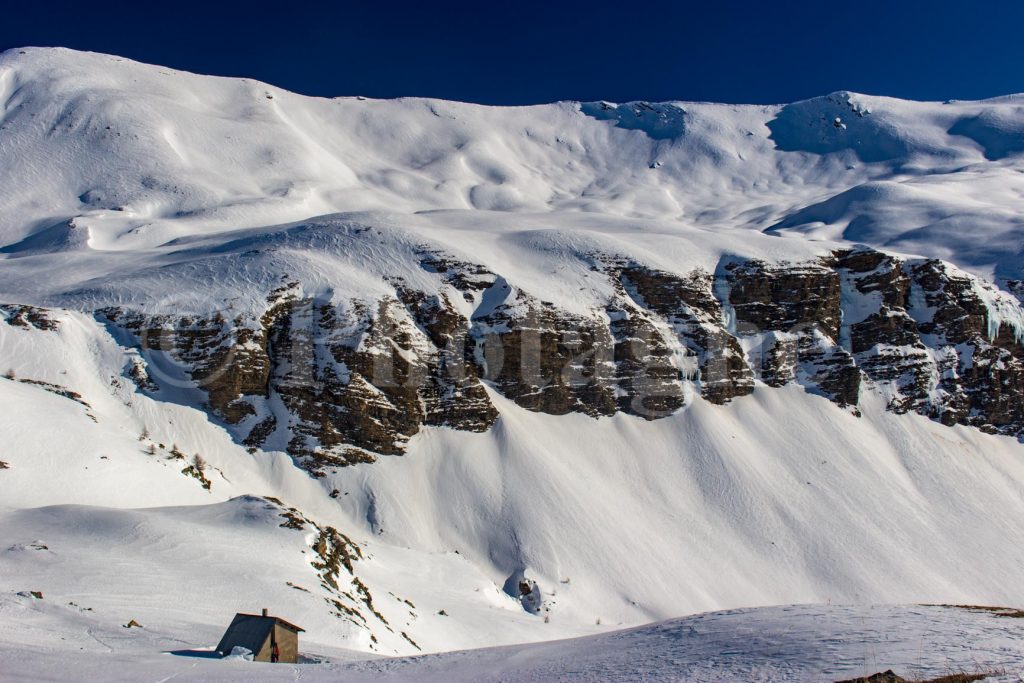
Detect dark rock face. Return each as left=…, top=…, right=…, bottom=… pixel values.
left=905, top=260, right=1024, bottom=436
left=728, top=259, right=861, bottom=408
left=474, top=296, right=619, bottom=418
left=615, top=264, right=753, bottom=405
left=1007, top=279, right=1024, bottom=304
left=393, top=286, right=497, bottom=431
left=728, top=259, right=843, bottom=340
left=837, top=249, right=933, bottom=414
left=830, top=249, right=1024, bottom=436
left=106, top=277, right=499, bottom=472
left=606, top=303, right=686, bottom=417
left=89, top=246, right=1024, bottom=470
left=0, top=304, right=60, bottom=331
left=101, top=308, right=270, bottom=423
left=254, top=285, right=500, bottom=471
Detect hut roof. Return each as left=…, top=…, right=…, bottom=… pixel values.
left=234, top=611, right=305, bottom=633
left=215, top=613, right=305, bottom=656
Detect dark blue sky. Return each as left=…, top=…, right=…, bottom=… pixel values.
left=2, top=0, right=1022, bottom=105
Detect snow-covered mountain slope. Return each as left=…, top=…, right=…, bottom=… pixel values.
left=6, top=308, right=1024, bottom=657
left=1, top=48, right=1024, bottom=286
left=3, top=47, right=1024, bottom=673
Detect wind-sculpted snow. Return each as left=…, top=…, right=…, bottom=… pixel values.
left=579, top=100, right=688, bottom=140
left=767, top=92, right=924, bottom=162
left=948, top=106, right=1024, bottom=160
left=2, top=49, right=1024, bottom=280
left=4, top=48, right=1024, bottom=668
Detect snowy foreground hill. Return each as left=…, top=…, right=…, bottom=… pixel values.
left=3, top=47, right=1024, bottom=680
left=5, top=600, right=1024, bottom=682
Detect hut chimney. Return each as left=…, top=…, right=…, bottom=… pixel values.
left=262, top=608, right=268, bottom=617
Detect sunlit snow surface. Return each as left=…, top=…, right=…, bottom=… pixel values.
left=3, top=596, right=1023, bottom=682
left=3, top=47, right=1024, bottom=680
left=2, top=48, right=1024, bottom=308
left=4, top=310, right=1024, bottom=674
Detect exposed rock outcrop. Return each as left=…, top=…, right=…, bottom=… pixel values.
left=905, top=259, right=1024, bottom=436
left=473, top=293, right=618, bottom=418
left=837, top=249, right=933, bottom=413
left=0, top=304, right=60, bottom=331
left=613, top=264, right=752, bottom=405
left=85, top=246, right=1024, bottom=471
left=728, top=258, right=860, bottom=408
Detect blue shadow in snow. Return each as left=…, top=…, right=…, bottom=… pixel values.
left=166, top=649, right=221, bottom=659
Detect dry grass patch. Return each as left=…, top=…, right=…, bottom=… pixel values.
left=925, top=603, right=1024, bottom=619
left=835, top=670, right=994, bottom=683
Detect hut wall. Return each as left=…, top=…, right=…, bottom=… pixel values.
left=273, top=624, right=300, bottom=663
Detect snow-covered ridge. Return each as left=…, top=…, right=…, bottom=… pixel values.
left=1, top=47, right=1023, bottom=287
left=4, top=47, right=1024, bottom=673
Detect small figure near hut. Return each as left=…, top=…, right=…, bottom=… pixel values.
left=215, top=608, right=304, bottom=663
